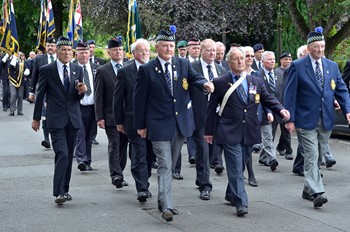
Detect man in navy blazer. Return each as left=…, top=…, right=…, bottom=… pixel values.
left=205, top=48, right=289, bottom=217
left=32, top=36, right=86, bottom=205
left=285, top=27, right=350, bottom=208
left=133, top=26, right=214, bottom=222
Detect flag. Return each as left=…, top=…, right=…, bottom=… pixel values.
left=125, top=0, right=142, bottom=58
left=0, top=0, right=9, bottom=35
left=67, top=0, right=80, bottom=49
left=46, top=0, right=55, bottom=38
left=0, top=0, right=19, bottom=57
left=35, top=0, right=46, bottom=53
left=74, top=0, right=82, bottom=43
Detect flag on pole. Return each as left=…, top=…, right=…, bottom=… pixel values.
left=74, top=0, right=82, bottom=43
left=46, top=0, right=55, bottom=38
left=0, top=0, right=19, bottom=57
left=125, top=0, right=142, bottom=58
left=0, top=0, right=9, bottom=35
left=35, top=0, right=46, bottom=53
left=67, top=0, right=76, bottom=47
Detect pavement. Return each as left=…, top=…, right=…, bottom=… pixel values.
left=1, top=101, right=350, bottom=232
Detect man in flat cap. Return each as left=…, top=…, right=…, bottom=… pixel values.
left=284, top=27, right=350, bottom=208
left=32, top=36, right=87, bottom=205
left=94, top=37, right=128, bottom=189
left=29, top=37, right=57, bottom=149
left=177, top=40, right=188, bottom=58
left=133, top=26, right=214, bottom=222
left=251, top=43, right=264, bottom=71
left=74, top=42, right=99, bottom=172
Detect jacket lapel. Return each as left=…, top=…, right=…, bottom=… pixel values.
left=305, top=56, right=322, bottom=92
left=52, top=61, right=66, bottom=94
left=322, top=58, right=330, bottom=91
left=154, top=58, right=172, bottom=96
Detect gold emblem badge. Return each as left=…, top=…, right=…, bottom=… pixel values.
left=255, top=94, right=260, bottom=103
left=331, top=79, right=336, bottom=90
left=182, top=78, right=188, bottom=90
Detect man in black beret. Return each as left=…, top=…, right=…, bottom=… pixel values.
left=32, top=36, right=87, bottom=205
left=94, top=37, right=129, bottom=189
left=252, top=43, right=264, bottom=71
left=86, top=39, right=105, bottom=65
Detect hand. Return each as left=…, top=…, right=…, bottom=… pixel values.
left=29, top=93, right=35, bottom=102
left=116, top=124, right=125, bottom=133
left=24, top=68, right=30, bottom=76
left=137, top=129, right=147, bottom=138
left=346, top=113, right=350, bottom=125
left=97, top=119, right=105, bottom=129
left=76, top=82, right=87, bottom=94
left=267, top=113, right=274, bottom=123
left=334, top=100, right=341, bottom=112
left=280, top=109, right=290, bottom=121
left=203, top=82, right=214, bottom=93
left=285, top=122, right=295, bottom=133
left=32, top=120, right=40, bottom=132
left=204, top=135, right=213, bottom=144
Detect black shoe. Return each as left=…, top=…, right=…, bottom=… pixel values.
left=17, top=112, right=24, bottom=116
left=269, top=159, right=279, bottom=171
left=77, top=162, right=87, bottom=171
left=326, top=159, right=336, bottom=168
left=248, top=180, right=258, bottom=187
left=225, top=196, right=236, bottom=206
left=189, top=157, right=196, bottom=164
left=152, top=161, right=158, bottom=169
left=302, top=191, right=314, bottom=201
left=146, top=190, right=152, bottom=198
left=122, top=180, right=128, bottom=186
left=173, top=173, right=183, bottom=180
left=55, top=195, right=66, bottom=205
left=41, top=140, right=51, bottom=149
left=285, top=154, right=294, bottom=160
left=277, top=149, right=286, bottom=156
left=63, top=192, right=72, bottom=201
left=259, top=160, right=269, bottom=166
left=3, top=108, right=7, bottom=111
left=200, top=190, right=210, bottom=200
left=253, top=144, right=262, bottom=152
left=293, top=171, right=304, bottom=176
left=313, top=193, right=328, bottom=208
left=215, top=165, right=223, bottom=174
left=86, top=164, right=93, bottom=171
left=92, top=139, right=99, bottom=145
left=236, top=205, right=248, bottom=217
left=112, top=178, right=123, bottom=188
left=162, top=209, right=173, bottom=222
left=137, top=191, right=148, bottom=203
left=9, top=111, right=14, bottom=116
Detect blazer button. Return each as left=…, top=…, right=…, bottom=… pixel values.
left=174, top=99, right=176, bottom=102
left=244, top=109, right=247, bottom=112
left=175, top=112, right=179, bottom=115
left=242, top=120, right=245, bottom=123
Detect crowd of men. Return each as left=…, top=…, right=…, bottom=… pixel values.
left=1, top=25, right=350, bottom=222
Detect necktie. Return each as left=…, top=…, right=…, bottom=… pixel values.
left=50, top=55, right=54, bottom=63
left=115, top=63, right=122, bottom=74
left=235, top=75, right=248, bottom=104
left=268, top=72, right=275, bottom=93
left=164, top=62, right=172, bottom=93
left=89, top=58, right=93, bottom=63
left=258, top=61, right=262, bottom=70
left=315, top=61, right=323, bottom=91
left=207, top=65, right=214, bottom=82
left=83, top=65, right=91, bottom=96
left=63, top=64, right=70, bottom=93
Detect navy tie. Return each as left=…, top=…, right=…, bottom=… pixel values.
left=164, top=62, right=172, bottom=93
left=235, top=75, right=248, bottom=104
left=63, top=64, right=70, bottom=93
left=83, top=65, right=91, bottom=96
left=315, top=61, right=323, bottom=91
left=207, top=65, right=214, bottom=82
left=268, top=72, right=275, bottom=93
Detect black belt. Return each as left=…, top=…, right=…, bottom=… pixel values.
left=80, top=104, right=94, bottom=107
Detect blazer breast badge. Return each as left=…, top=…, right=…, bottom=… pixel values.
left=331, top=79, right=336, bottom=90
left=182, top=78, right=188, bottom=90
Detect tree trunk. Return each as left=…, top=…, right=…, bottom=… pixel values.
left=52, top=0, right=64, bottom=39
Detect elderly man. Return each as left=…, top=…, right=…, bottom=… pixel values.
left=133, top=26, right=213, bottom=222
left=113, top=38, right=153, bottom=203
left=215, top=41, right=230, bottom=70
left=32, top=36, right=86, bottom=204
left=205, top=47, right=289, bottom=217
left=284, top=27, right=350, bottom=208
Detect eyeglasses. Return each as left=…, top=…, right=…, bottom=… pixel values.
left=245, top=55, right=254, bottom=58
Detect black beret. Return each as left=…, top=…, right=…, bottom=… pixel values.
left=156, top=30, right=176, bottom=42
left=76, top=42, right=89, bottom=50
left=56, top=36, right=72, bottom=46
left=86, top=39, right=95, bottom=45
left=279, top=52, right=292, bottom=60
left=187, top=37, right=200, bottom=46
left=46, top=37, right=56, bottom=44
left=307, top=27, right=324, bottom=44
left=108, top=38, right=123, bottom=49
left=253, top=43, right=264, bottom=52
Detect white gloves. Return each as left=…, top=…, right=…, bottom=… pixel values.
left=10, top=56, right=17, bottom=67
left=24, top=68, right=30, bottom=76
left=2, top=53, right=9, bottom=63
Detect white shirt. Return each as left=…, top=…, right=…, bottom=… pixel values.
left=46, top=53, right=57, bottom=64
left=56, top=59, right=70, bottom=86
left=78, top=62, right=94, bottom=105
left=188, top=56, right=198, bottom=63
left=200, top=59, right=218, bottom=81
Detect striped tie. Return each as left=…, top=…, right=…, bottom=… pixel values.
left=164, top=62, right=172, bottom=93
left=207, top=64, right=214, bottom=82
left=315, top=61, right=323, bottom=91
left=83, top=65, right=91, bottom=96
left=63, top=64, right=69, bottom=93
left=268, top=72, right=275, bottom=93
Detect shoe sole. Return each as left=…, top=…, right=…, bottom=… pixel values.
left=270, top=161, right=278, bottom=171
left=162, top=211, right=173, bottom=222
left=237, top=210, right=248, bottom=217
left=302, top=193, right=314, bottom=201
left=326, top=160, right=336, bottom=168
left=55, top=198, right=66, bottom=205
left=314, top=197, right=328, bottom=208
left=113, top=179, right=123, bottom=188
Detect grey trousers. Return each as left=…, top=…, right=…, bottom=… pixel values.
left=259, top=124, right=276, bottom=164
left=9, top=85, right=23, bottom=113
left=296, top=122, right=331, bottom=195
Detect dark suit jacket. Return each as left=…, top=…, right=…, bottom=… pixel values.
left=285, top=56, right=350, bottom=130
left=33, top=61, right=84, bottom=129
left=251, top=59, right=261, bottom=71
left=342, top=60, right=350, bottom=91
left=29, top=54, right=51, bottom=93
left=0, top=54, right=9, bottom=80
left=215, top=60, right=230, bottom=71
left=133, top=56, right=208, bottom=141
left=92, top=56, right=105, bottom=66
left=259, top=69, right=278, bottom=125
left=113, top=60, right=139, bottom=136
left=190, top=60, right=228, bottom=129
left=94, top=61, right=121, bottom=126
left=205, top=73, right=284, bottom=145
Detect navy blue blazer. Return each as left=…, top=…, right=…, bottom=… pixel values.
left=284, top=56, right=350, bottom=131
left=205, top=73, right=284, bottom=145
left=33, top=61, right=84, bottom=129
left=133, top=56, right=207, bottom=141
